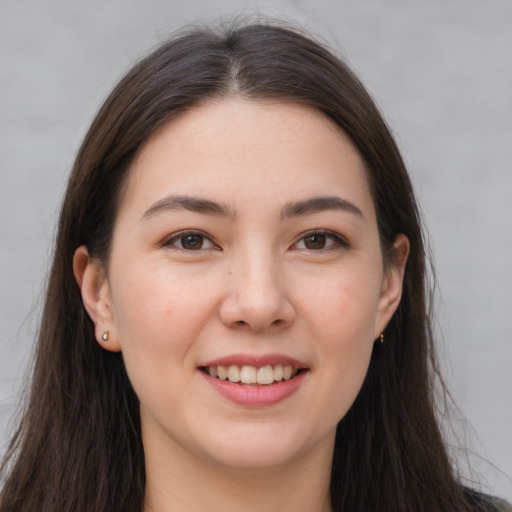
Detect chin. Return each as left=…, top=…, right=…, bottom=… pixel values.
left=207, top=445, right=302, bottom=472
left=196, top=423, right=323, bottom=471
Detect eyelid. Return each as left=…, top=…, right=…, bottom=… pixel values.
left=162, top=229, right=220, bottom=250
left=291, top=229, right=349, bottom=251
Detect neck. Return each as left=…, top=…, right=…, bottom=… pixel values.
left=142, top=429, right=334, bottom=512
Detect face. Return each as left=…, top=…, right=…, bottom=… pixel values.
left=76, top=99, right=407, bottom=472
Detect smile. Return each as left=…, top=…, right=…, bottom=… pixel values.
left=200, top=365, right=308, bottom=407
left=202, top=364, right=301, bottom=386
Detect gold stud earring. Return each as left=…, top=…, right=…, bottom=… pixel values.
left=101, top=331, right=110, bottom=342
left=380, top=333, right=384, bottom=343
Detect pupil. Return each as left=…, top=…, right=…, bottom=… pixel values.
left=182, top=235, right=203, bottom=250
left=305, top=234, right=326, bottom=249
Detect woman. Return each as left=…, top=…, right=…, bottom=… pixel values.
left=0, top=21, right=509, bottom=512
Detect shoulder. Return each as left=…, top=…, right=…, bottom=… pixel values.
left=464, top=488, right=512, bottom=512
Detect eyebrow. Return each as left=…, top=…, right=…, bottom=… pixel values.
left=280, top=196, right=364, bottom=220
left=141, top=195, right=235, bottom=221
left=141, top=194, right=364, bottom=222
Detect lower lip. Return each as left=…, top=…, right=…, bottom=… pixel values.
left=200, top=370, right=308, bottom=407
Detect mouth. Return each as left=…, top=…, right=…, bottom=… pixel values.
left=199, top=358, right=309, bottom=406
left=200, top=364, right=306, bottom=386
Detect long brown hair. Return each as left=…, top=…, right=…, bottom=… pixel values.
left=0, top=21, right=492, bottom=511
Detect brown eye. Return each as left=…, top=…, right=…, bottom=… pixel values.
left=303, top=234, right=327, bottom=250
left=165, top=231, right=217, bottom=251
left=180, top=235, right=204, bottom=250
left=293, top=231, right=347, bottom=252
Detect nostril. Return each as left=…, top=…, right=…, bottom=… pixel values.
left=218, top=285, right=295, bottom=330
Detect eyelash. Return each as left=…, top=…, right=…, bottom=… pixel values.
left=291, top=230, right=348, bottom=252
left=162, top=229, right=348, bottom=252
left=162, top=230, right=219, bottom=251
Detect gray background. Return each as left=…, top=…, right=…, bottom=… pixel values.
left=1, top=0, right=511, bottom=501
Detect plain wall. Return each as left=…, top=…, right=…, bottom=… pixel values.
left=1, top=0, right=511, bottom=501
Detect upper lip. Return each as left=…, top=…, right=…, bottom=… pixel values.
left=200, top=353, right=308, bottom=369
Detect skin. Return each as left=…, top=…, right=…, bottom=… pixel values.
left=74, top=99, right=409, bottom=512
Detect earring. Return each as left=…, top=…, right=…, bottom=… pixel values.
left=101, top=330, right=110, bottom=342
left=380, top=333, right=384, bottom=343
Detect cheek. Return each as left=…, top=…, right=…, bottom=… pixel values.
left=108, top=261, right=221, bottom=393
left=112, top=259, right=213, bottom=339
left=109, top=267, right=217, bottom=415
left=297, top=269, right=380, bottom=415
left=299, top=267, right=382, bottom=349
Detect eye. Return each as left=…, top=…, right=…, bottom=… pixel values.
left=164, top=231, right=218, bottom=251
left=292, top=231, right=347, bottom=251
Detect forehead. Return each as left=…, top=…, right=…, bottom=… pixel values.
left=120, top=99, right=375, bottom=220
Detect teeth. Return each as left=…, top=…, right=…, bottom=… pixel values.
left=227, top=365, right=241, bottom=383
left=240, top=365, right=257, bottom=384
left=257, top=365, right=274, bottom=385
left=206, top=363, right=301, bottom=385
left=217, top=365, right=228, bottom=380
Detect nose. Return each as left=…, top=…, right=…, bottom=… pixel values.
left=219, top=249, right=295, bottom=332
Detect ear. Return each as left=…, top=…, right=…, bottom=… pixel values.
left=73, top=246, right=121, bottom=352
left=374, top=234, right=410, bottom=338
